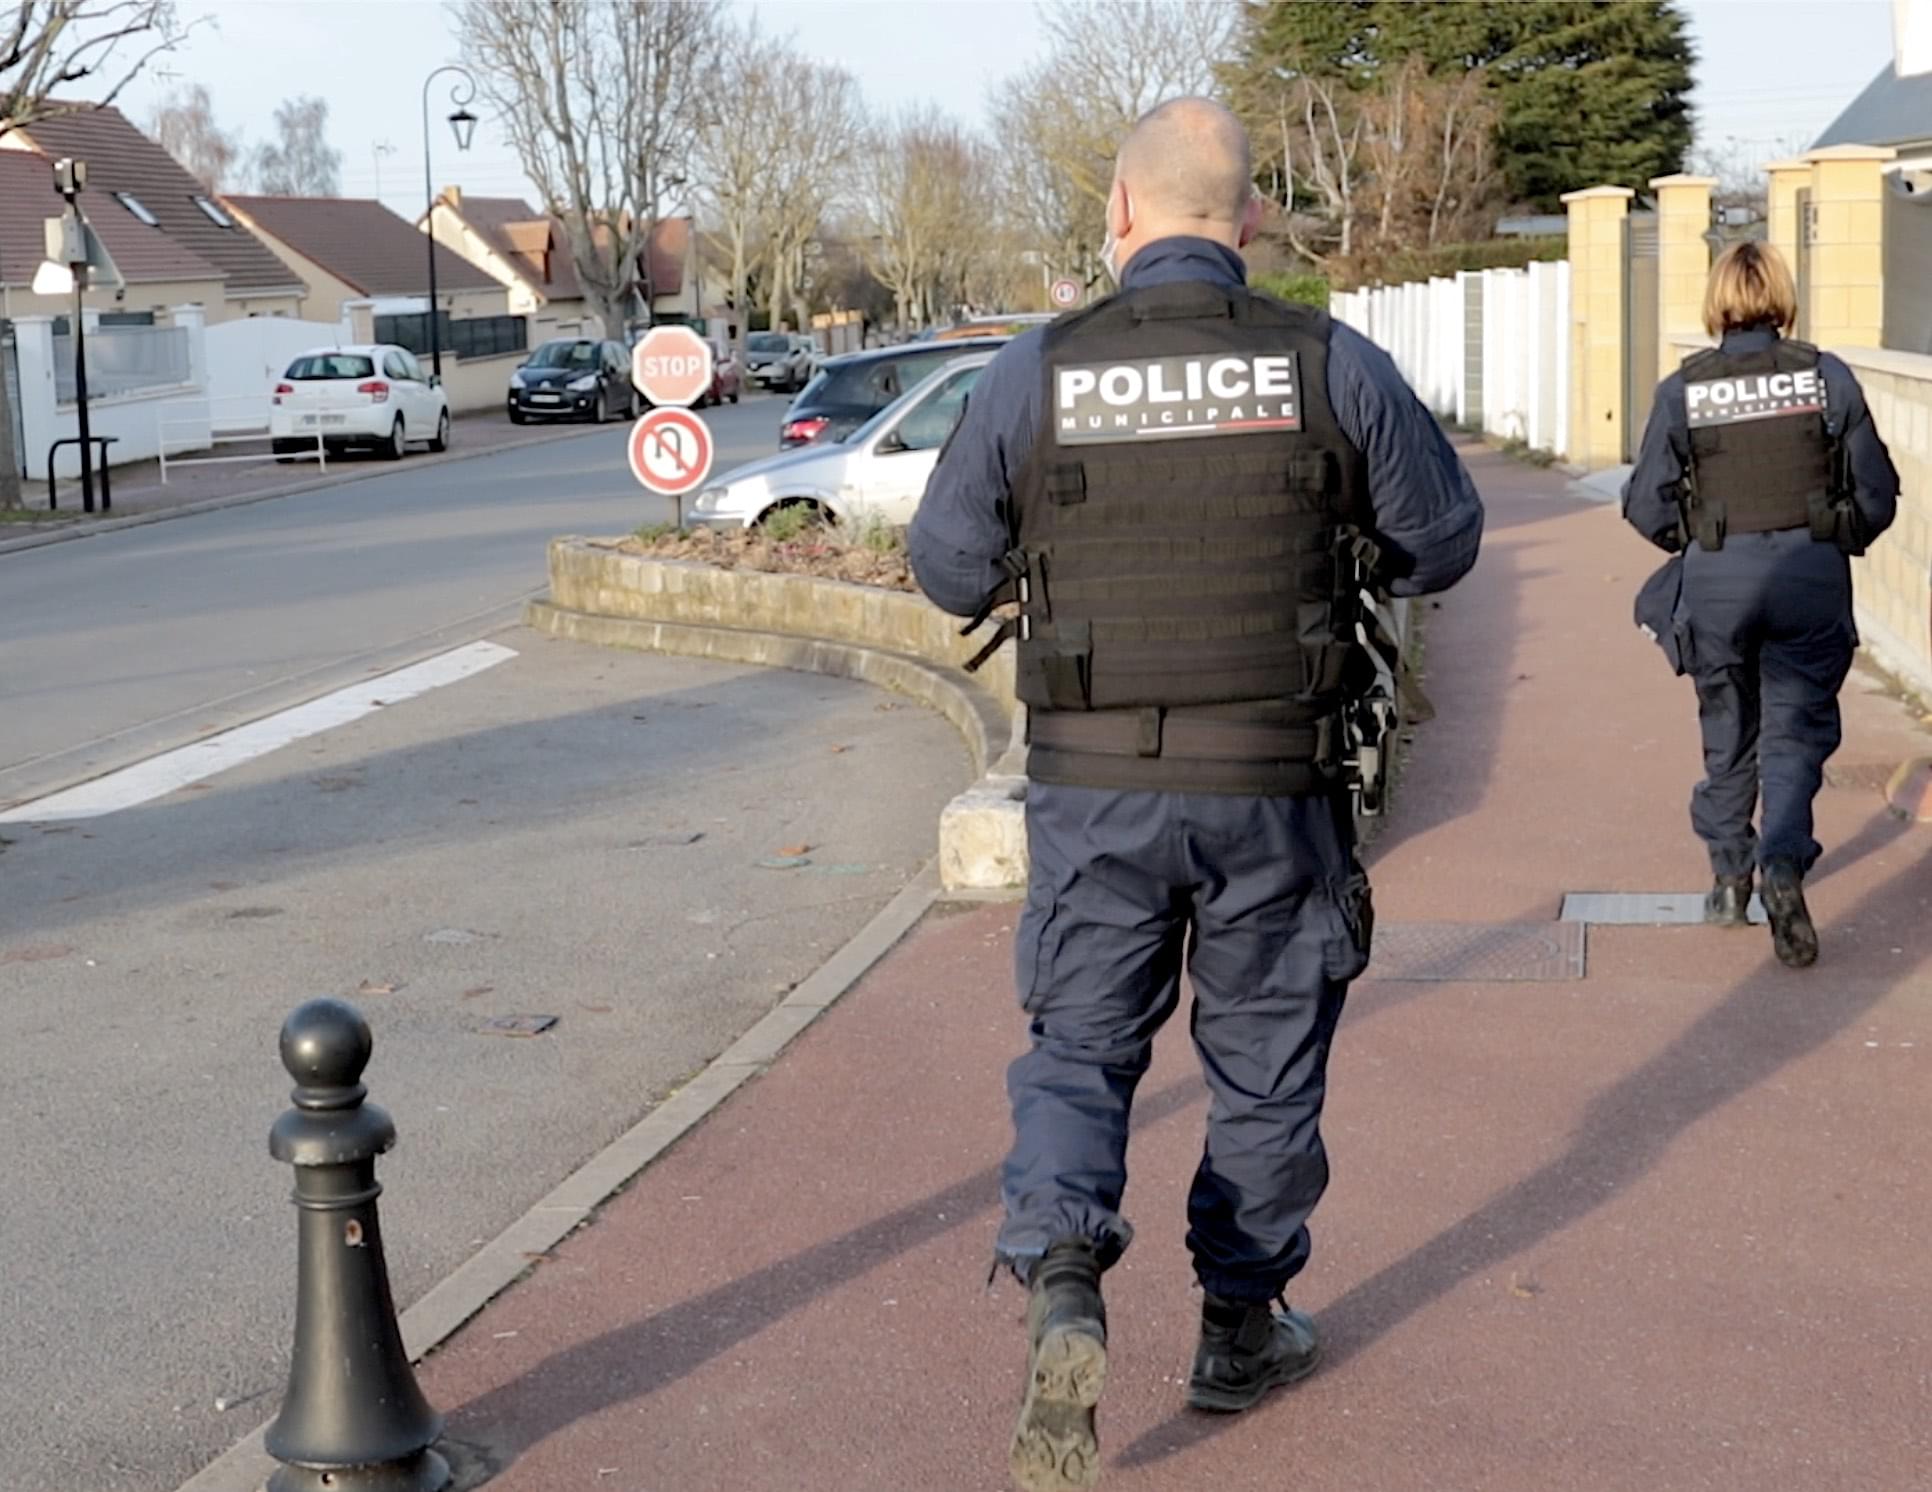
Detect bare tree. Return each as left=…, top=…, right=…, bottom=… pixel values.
left=761, top=57, right=862, bottom=336
left=991, top=0, right=1236, bottom=288
left=250, top=95, right=341, bottom=195
left=857, top=107, right=999, bottom=330
left=2, top=0, right=192, bottom=133
left=1, top=0, right=196, bottom=510
left=693, top=22, right=855, bottom=348
left=457, top=0, right=722, bottom=340
left=692, top=19, right=784, bottom=353
left=1231, top=50, right=1498, bottom=276
left=149, top=81, right=239, bottom=190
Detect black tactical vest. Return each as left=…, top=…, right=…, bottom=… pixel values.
left=1002, top=280, right=1373, bottom=795
left=1680, top=340, right=1834, bottom=547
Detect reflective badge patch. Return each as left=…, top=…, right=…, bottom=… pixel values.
left=1684, top=367, right=1824, bottom=428
left=1054, top=352, right=1301, bottom=444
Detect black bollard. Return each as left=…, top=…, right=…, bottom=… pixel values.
left=266, top=998, right=449, bottom=1492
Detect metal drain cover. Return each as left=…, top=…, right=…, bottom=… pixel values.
left=1367, top=922, right=1585, bottom=982
left=1561, top=892, right=1767, bottom=926
left=1824, top=761, right=1898, bottom=791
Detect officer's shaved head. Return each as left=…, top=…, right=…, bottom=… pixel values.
left=1113, top=97, right=1254, bottom=229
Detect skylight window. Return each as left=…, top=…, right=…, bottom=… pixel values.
left=193, top=196, right=235, bottom=228
left=115, top=192, right=159, bottom=227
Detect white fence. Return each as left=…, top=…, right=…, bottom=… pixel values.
left=1331, top=260, right=1571, bottom=460
left=52, top=324, right=193, bottom=402
left=205, top=316, right=347, bottom=410
left=10, top=305, right=363, bottom=480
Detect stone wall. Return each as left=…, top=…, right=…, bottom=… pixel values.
left=547, top=539, right=1018, bottom=717
left=1840, top=347, right=1932, bottom=699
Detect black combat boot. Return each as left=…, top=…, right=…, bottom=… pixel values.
left=1761, top=861, right=1819, bottom=968
left=1704, top=873, right=1754, bottom=928
left=1185, top=1293, right=1321, bottom=1413
left=1010, top=1241, right=1108, bottom=1492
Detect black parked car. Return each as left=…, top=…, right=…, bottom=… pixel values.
left=508, top=338, right=639, bottom=424
left=779, top=336, right=1010, bottom=447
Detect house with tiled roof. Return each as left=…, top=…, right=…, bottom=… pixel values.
left=1813, top=0, right=1932, bottom=169
left=221, top=194, right=508, bottom=327
left=0, top=103, right=306, bottom=321
left=423, top=187, right=707, bottom=335
left=221, top=193, right=526, bottom=414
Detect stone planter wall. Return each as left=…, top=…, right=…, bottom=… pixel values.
left=533, top=538, right=1026, bottom=891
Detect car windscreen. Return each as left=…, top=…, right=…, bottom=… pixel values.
left=285, top=354, right=375, bottom=380
left=806, top=350, right=958, bottom=410
left=849, top=364, right=986, bottom=445
left=747, top=333, right=790, bottom=354
left=526, top=341, right=599, bottom=369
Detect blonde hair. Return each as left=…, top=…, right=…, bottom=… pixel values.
left=1703, top=240, right=1798, bottom=336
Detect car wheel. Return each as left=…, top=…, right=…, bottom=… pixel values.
left=594, top=389, right=609, bottom=424
left=430, top=410, right=450, bottom=453
left=509, top=406, right=527, bottom=426
left=384, top=417, right=406, bottom=461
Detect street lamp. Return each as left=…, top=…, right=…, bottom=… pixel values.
left=420, top=64, right=478, bottom=382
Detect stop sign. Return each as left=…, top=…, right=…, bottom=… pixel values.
left=630, top=325, right=713, bottom=407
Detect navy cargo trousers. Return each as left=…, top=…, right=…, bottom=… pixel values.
left=996, top=781, right=1372, bottom=1304
left=1682, top=531, right=1857, bottom=878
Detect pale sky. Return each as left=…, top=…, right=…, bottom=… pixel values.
left=106, top=0, right=1900, bottom=222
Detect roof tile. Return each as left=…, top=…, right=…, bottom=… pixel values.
left=224, top=194, right=502, bottom=297
left=17, top=104, right=306, bottom=295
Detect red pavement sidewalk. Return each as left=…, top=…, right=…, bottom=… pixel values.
left=412, top=446, right=1932, bottom=1491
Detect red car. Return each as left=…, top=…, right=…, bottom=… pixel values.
left=701, top=343, right=741, bottom=407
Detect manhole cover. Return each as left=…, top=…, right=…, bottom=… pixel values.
left=1367, top=922, right=1585, bottom=982
left=1824, top=761, right=1897, bottom=791
left=480, top=1014, right=557, bottom=1038
left=1561, top=892, right=1766, bottom=926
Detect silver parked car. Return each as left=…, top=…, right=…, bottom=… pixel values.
left=743, top=331, right=819, bottom=393
left=689, top=351, right=992, bottom=529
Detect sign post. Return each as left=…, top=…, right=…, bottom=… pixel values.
left=628, top=408, right=714, bottom=526
left=629, top=326, right=715, bottom=526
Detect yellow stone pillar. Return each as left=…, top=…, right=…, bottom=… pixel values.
left=1764, top=158, right=1812, bottom=276
left=1803, top=143, right=1894, bottom=350
left=1562, top=184, right=1634, bottom=471
left=1651, top=173, right=1715, bottom=380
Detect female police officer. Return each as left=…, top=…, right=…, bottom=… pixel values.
left=1624, top=240, right=1898, bottom=968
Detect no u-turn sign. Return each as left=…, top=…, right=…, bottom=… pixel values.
left=629, top=407, right=713, bottom=497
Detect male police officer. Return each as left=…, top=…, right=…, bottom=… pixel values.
left=907, top=99, right=1483, bottom=1491
left=1624, top=240, right=1897, bottom=968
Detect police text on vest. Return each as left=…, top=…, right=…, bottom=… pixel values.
left=1055, top=352, right=1302, bottom=444
left=1684, top=368, right=1824, bottom=428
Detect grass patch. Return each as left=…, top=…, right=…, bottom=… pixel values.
left=759, top=502, right=824, bottom=543
left=1500, top=437, right=1559, bottom=468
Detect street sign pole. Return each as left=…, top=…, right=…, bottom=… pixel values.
left=72, top=261, right=93, bottom=514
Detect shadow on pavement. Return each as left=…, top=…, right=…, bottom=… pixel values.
left=1116, top=823, right=1930, bottom=1470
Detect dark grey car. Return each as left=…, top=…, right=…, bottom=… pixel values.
left=507, top=337, right=640, bottom=423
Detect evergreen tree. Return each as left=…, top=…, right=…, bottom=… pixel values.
left=1237, top=0, right=1694, bottom=209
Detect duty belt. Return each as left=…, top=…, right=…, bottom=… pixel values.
left=1028, top=708, right=1340, bottom=768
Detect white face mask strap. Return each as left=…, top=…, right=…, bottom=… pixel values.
left=1101, top=188, right=1132, bottom=285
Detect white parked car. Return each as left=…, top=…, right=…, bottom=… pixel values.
left=690, top=351, right=991, bottom=529
left=270, top=344, right=450, bottom=461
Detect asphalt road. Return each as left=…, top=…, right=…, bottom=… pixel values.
left=0, top=394, right=786, bottom=809
left=0, top=398, right=973, bottom=1490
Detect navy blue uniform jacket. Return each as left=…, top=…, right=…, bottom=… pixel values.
left=908, top=238, right=1486, bottom=621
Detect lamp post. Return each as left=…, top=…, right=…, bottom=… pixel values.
left=420, top=65, right=478, bottom=382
